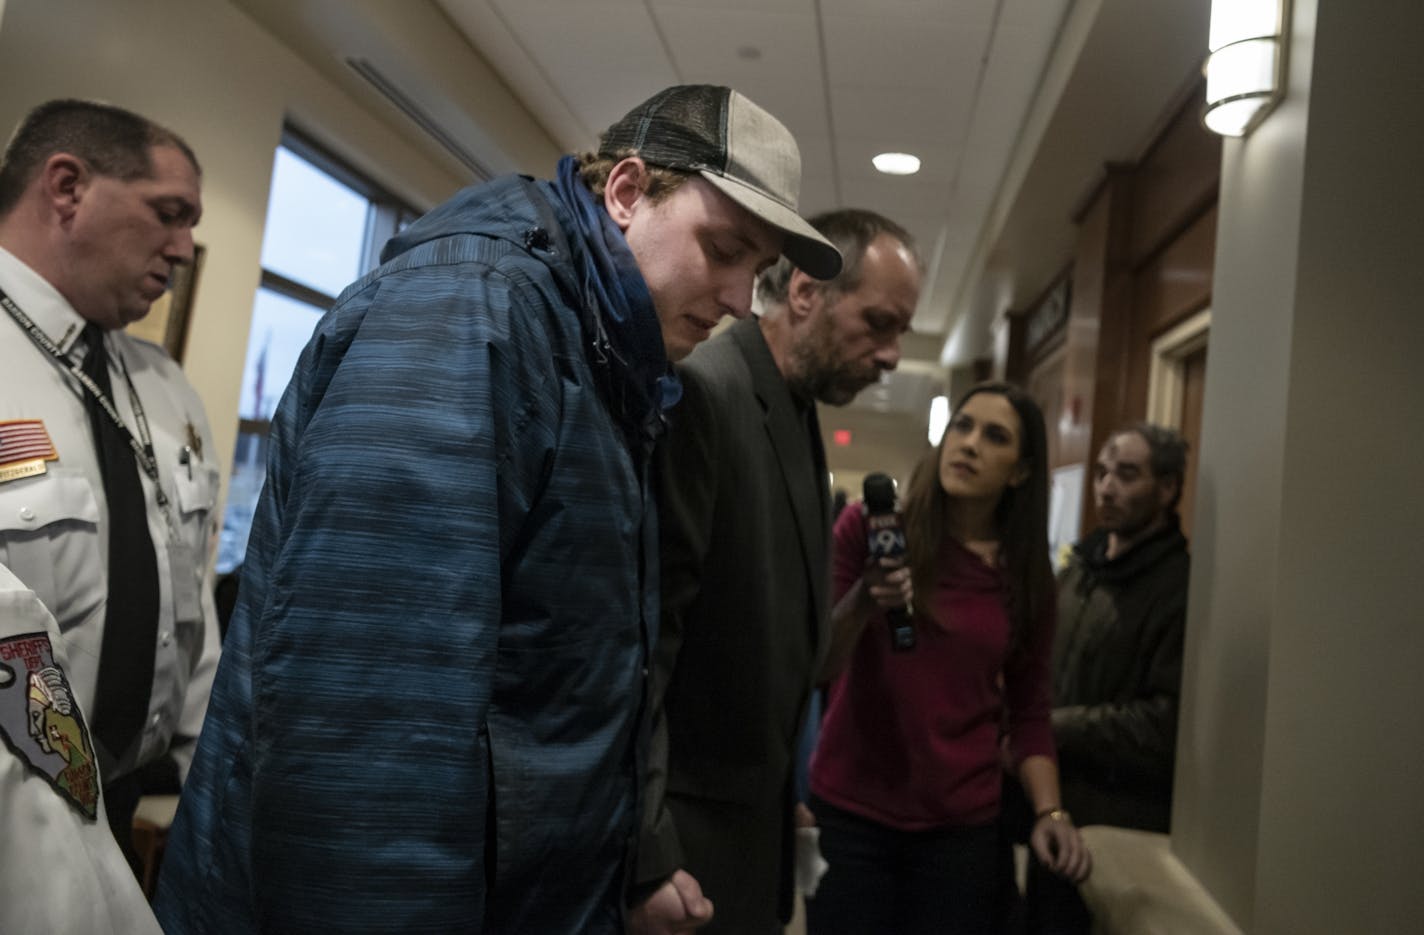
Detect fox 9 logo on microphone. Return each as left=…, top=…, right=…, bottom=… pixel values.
left=867, top=515, right=906, bottom=561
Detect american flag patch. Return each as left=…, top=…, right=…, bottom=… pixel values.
left=0, top=420, right=58, bottom=469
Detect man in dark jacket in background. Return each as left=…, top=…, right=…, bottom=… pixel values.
left=1026, top=422, right=1190, bottom=934
left=155, top=85, right=841, bottom=935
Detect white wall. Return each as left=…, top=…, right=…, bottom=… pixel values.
left=1175, top=0, right=1424, bottom=930
left=0, top=0, right=559, bottom=495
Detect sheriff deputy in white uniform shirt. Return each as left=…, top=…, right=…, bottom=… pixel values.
left=0, top=99, right=221, bottom=912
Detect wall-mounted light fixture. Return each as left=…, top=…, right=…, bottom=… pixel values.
left=1203, top=0, right=1289, bottom=136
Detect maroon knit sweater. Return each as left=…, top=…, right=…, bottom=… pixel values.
left=809, top=504, right=1056, bottom=830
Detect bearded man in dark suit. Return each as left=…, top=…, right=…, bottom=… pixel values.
left=632, top=209, right=922, bottom=935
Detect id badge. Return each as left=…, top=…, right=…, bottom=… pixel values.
left=168, top=542, right=204, bottom=622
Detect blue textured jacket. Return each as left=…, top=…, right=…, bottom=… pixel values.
left=156, top=175, right=660, bottom=933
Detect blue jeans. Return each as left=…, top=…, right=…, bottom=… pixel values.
left=806, top=795, right=1003, bottom=935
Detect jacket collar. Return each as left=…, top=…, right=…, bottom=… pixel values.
left=1075, top=514, right=1188, bottom=583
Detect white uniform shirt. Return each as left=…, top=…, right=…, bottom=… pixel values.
left=0, top=563, right=162, bottom=934
left=0, top=246, right=221, bottom=781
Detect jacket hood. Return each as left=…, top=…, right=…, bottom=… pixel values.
left=381, top=174, right=582, bottom=304
left=379, top=171, right=672, bottom=450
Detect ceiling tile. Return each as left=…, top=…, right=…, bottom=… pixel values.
left=823, top=15, right=989, bottom=92
left=653, top=0, right=814, bottom=11
left=491, top=0, right=677, bottom=129
left=788, top=131, right=836, bottom=190
left=655, top=8, right=821, bottom=84
left=817, top=0, right=995, bottom=27
left=654, top=7, right=829, bottom=141
left=798, top=175, right=839, bottom=217
left=496, top=0, right=644, bottom=7
left=996, top=0, right=1072, bottom=33
left=832, top=173, right=948, bottom=224
left=559, top=74, right=689, bottom=143
left=438, top=0, right=594, bottom=148
left=831, top=85, right=970, bottom=152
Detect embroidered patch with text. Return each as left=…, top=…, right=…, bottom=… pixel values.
left=0, top=633, right=99, bottom=819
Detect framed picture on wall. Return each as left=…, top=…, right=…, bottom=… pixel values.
left=126, top=244, right=205, bottom=364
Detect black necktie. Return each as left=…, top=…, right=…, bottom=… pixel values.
left=80, top=323, right=160, bottom=773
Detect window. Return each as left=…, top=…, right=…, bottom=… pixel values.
left=218, top=130, right=419, bottom=572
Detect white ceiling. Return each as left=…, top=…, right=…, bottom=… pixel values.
left=232, top=0, right=1212, bottom=486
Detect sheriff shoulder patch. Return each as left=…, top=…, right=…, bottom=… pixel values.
left=0, top=632, right=99, bottom=819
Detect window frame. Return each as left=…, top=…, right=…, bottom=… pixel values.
left=239, top=125, right=420, bottom=439
left=219, top=126, right=421, bottom=573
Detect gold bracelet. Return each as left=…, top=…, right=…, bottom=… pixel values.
left=1035, top=807, right=1070, bottom=823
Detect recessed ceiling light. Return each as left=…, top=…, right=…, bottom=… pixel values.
left=872, top=152, right=921, bottom=176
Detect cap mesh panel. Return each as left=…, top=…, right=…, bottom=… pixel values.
left=599, top=85, right=729, bottom=172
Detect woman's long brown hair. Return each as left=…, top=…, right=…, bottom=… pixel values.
left=901, top=382, right=1053, bottom=653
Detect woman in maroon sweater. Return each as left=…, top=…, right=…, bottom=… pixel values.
left=807, top=382, right=1089, bottom=934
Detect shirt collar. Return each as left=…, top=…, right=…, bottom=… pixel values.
left=0, top=245, right=89, bottom=356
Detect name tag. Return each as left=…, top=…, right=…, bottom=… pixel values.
left=168, top=542, right=204, bottom=622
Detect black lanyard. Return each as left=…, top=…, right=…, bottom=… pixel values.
left=0, top=287, right=174, bottom=524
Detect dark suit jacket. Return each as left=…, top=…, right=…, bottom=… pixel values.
left=637, top=318, right=831, bottom=933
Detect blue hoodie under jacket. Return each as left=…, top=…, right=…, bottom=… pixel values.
left=155, top=173, right=663, bottom=933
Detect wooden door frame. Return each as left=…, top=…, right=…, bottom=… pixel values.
left=1147, top=307, right=1212, bottom=428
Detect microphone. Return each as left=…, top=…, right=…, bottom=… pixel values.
left=862, top=473, right=916, bottom=652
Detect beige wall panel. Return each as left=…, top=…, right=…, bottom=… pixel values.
left=1176, top=0, right=1424, bottom=931
left=1247, top=0, right=1424, bottom=929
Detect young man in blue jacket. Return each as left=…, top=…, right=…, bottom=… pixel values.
left=156, top=85, right=840, bottom=934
